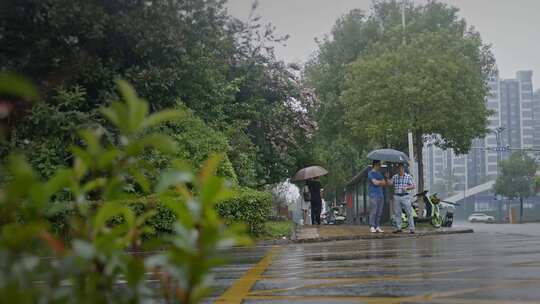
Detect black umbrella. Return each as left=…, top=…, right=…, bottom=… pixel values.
left=367, top=149, right=410, bottom=163
left=291, top=165, right=328, bottom=182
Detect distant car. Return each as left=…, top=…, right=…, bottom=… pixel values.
left=468, top=213, right=495, bottom=223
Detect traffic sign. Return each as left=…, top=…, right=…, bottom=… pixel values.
left=491, top=145, right=510, bottom=152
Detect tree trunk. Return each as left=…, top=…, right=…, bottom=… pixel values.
left=519, top=196, right=524, bottom=224
left=414, top=132, right=424, bottom=193
left=498, top=199, right=503, bottom=222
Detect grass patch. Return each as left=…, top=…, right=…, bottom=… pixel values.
left=258, top=220, right=293, bottom=240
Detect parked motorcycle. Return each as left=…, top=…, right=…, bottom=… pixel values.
left=396, top=190, right=458, bottom=229
left=322, top=206, right=346, bottom=225
left=440, top=200, right=460, bottom=227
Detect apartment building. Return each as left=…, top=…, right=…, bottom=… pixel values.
left=424, top=70, right=537, bottom=193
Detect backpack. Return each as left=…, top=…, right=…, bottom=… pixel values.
left=302, top=184, right=311, bottom=201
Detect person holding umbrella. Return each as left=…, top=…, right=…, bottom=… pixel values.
left=292, top=165, right=328, bottom=226
left=368, top=160, right=390, bottom=233
left=366, top=149, right=411, bottom=233
left=306, top=177, right=323, bottom=225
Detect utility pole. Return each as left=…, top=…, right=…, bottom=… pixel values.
left=463, top=154, right=468, bottom=209
left=402, top=0, right=417, bottom=187
left=494, top=126, right=505, bottom=222
left=402, top=0, right=406, bottom=31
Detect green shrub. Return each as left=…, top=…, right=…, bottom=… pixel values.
left=121, top=197, right=175, bottom=235
left=0, top=78, right=249, bottom=303
left=108, top=189, right=272, bottom=237
left=217, top=187, right=272, bottom=236
left=48, top=189, right=272, bottom=239
left=147, top=104, right=239, bottom=184
left=2, top=86, right=99, bottom=179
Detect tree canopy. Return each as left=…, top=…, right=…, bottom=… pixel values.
left=303, top=9, right=378, bottom=197
left=494, top=152, right=538, bottom=201
left=305, top=0, right=495, bottom=194
left=0, top=0, right=316, bottom=186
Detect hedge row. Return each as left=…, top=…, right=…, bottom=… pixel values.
left=48, top=187, right=272, bottom=238
left=216, top=187, right=272, bottom=236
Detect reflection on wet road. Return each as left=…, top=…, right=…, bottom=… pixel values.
left=212, top=223, right=540, bottom=303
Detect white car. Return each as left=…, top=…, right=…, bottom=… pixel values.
left=468, top=213, right=495, bottom=223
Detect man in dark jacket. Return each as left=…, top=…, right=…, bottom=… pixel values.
left=306, top=177, right=323, bottom=225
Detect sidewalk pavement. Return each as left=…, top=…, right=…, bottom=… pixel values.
left=291, top=224, right=473, bottom=243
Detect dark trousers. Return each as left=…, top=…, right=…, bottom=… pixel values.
left=311, top=201, right=322, bottom=225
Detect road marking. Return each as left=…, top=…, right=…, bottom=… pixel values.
left=245, top=280, right=540, bottom=304
left=249, top=267, right=479, bottom=296
left=245, top=295, right=407, bottom=303
left=417, top=280, right=540, bottom=300
left=215, top=246, right=281, bottom=304
left=245, top=295, right=540, bottom=304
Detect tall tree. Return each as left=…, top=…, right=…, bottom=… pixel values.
left=494, top=152, right=538, bottom=223
left=0, top=0, right=315, bottom=186
left=304, top=9, right=381, bottom=198
left=339, top=0, right=494, bottom=192
left=304, top=1, right=494, bottom=197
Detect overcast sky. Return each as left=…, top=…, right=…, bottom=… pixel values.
left=226, top=0, right=540, bottom=89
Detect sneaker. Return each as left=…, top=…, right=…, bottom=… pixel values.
left=370, top=227, right=377, bottom=233
left=409, top=230, right=415, bottom=234
left=376, top=227, right=384, bottom=233
left=392, top=229, right=402, bottom=234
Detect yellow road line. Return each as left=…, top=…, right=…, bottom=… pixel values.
left=215, top=246, right=281, bottom=304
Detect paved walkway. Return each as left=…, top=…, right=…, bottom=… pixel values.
left=293, top=225, right=473, bottom=243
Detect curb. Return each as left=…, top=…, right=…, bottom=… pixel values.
left=290, top=228, right=474, bottom=244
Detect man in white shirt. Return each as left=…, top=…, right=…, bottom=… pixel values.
left=390, top=163, right=416, bottom=234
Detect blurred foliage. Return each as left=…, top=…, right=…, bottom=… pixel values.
left=217, top=187, right=272, bottom=236
left=0, top=0, right=316, bottom=186
left=0, top=72, right=39, bottom=102
left=0, top=80, right=249, bottom=303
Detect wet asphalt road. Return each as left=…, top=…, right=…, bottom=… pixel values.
left=210, top=223, right=540, bottom=304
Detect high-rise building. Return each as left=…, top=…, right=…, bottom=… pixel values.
left=517, top=70, right=534, bottom=149
left=533, top=90, right=540, bottom=148
left=500, top=71, right=534, bottom=153
left=500, top=79, right=521, bottom=151
left=424, top=70, right=537, bottom=195
left=423, top=145, right=461, bottom=196
left=483, top=70, right=501, bottom=179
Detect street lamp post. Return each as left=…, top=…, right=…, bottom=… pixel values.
left=493, top=127, right=505, bottom=174
left=492, top=126, right=505, bottom=222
